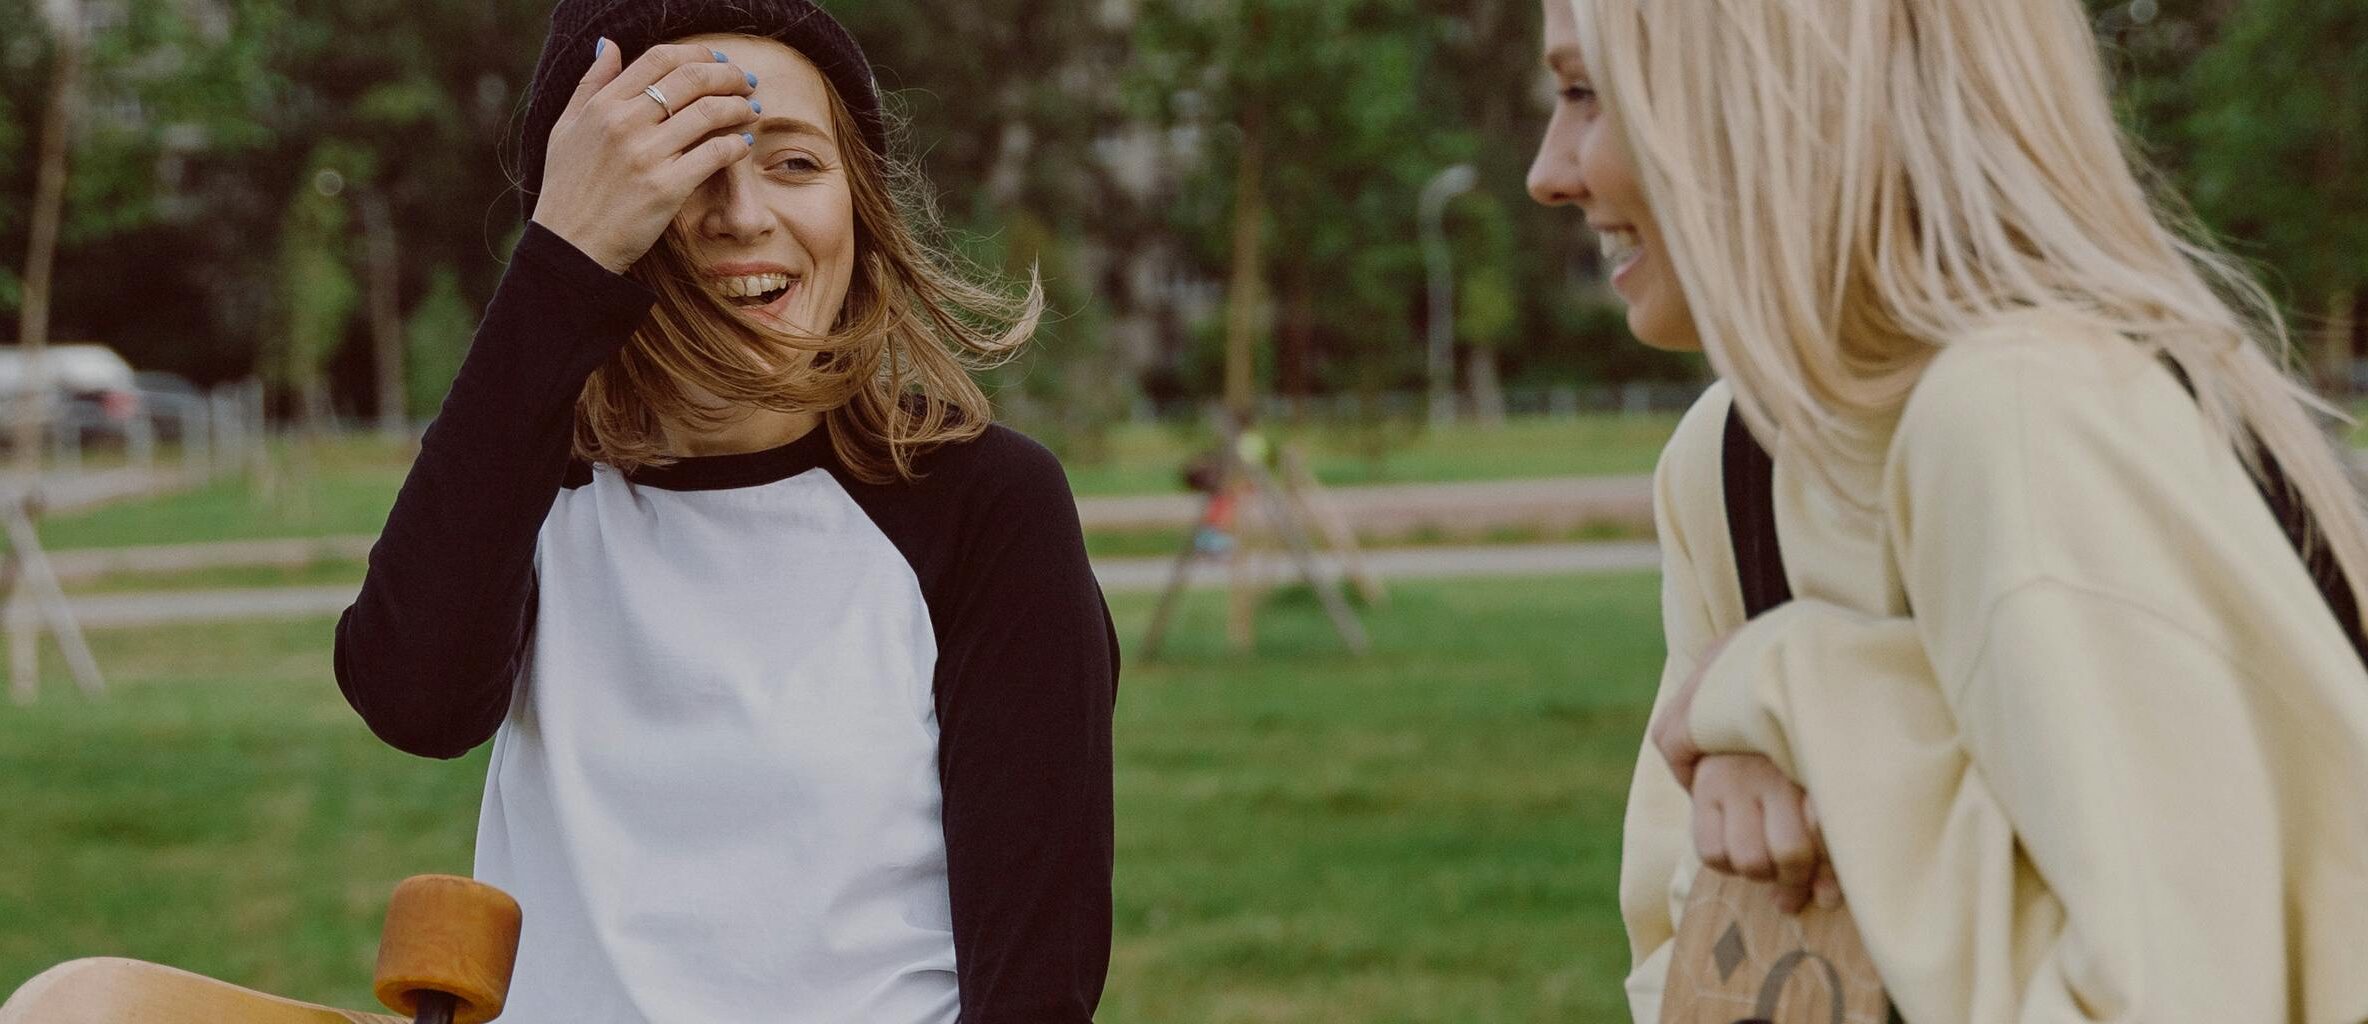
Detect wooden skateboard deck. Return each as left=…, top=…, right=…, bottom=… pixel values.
left=2, top=874, right=520, bottom=1024
left=0, top=958, right=406, bottom=1024
left=1660, top=871, right=1895, bottom=1024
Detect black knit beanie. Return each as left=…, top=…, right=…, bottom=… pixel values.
left=514, top=0, right=888, bottom=226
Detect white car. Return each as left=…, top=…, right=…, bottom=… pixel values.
left=0, top=344, right=146, bottom=445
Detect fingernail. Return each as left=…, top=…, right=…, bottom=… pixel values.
left=745, top=71, right=759, bottom=88
left=595, top=37, right=606, bottom=59
left=740, top=132, right=754, bottom=146
left=750, top=99, right=762, bottom=113
left=713, top=49, right=728, bottom=62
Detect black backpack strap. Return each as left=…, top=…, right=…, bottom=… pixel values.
left=2158, top=357, right=2368, bottom=668
left=1722, top=398, right=1794, bottom=619
left=1722, top=396, right=1906, bottom=1024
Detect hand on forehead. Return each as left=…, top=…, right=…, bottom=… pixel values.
left=672, top=33, right=840, bottom=152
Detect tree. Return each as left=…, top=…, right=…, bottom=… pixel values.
left=1, top=0, right=277, bottom=325
left=828, top=0, right=1153, bottom=454
left=274, top=142, right=362, bottom=432
left=1133, top=0, right=1446, bottom=409
left=2184, top=0, right=2368, bottom=387
left=403, top=263, right=472, bottom=422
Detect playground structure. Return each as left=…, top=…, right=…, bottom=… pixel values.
left=1138, top=413, right=1384, bottom=660
left=0, top=875, right=521, bottom=1024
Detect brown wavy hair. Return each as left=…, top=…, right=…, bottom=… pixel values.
left=573, top=73, right=1041, bottom=483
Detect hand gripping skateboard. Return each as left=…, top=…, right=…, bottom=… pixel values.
left=0, top=875, right=522, bottom=1024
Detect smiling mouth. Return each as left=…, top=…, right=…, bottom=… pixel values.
left=711, top=271, right=798, bottom=308
left=1598, top=226, right=1643, bottom=272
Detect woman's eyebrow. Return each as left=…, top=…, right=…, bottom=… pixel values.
left=752, top=115, right=834, bottom=144
left=1546, top=46, right=1586, bottom=78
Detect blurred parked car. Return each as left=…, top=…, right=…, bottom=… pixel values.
left=0, top=344, right=146, bottom=450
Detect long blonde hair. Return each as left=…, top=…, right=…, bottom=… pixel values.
left=1574, top=0, right=2368, bottom=619
left=575, top=76, right=1043, bottom=483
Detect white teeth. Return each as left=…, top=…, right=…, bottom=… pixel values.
left=717, top=273, right=792, bottom=298
left=1599, top=228, right=1642, bottom=269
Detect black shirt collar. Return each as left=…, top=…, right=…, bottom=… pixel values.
left=613, top=424, right=836, bottom=491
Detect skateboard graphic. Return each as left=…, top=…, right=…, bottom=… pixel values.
left=0, top=875, right=521, bottom=1024
left=1660, top=871, right=1895, bottom=1024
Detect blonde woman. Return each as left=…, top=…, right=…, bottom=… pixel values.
left=1528, top=0, right=2368, bottom=1019
left=333, top=2, right=1115, bottom=1020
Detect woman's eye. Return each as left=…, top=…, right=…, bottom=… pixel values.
left=1562, top=84, right=1597, bottom=105
left=771, top=156, right=822, bottom=175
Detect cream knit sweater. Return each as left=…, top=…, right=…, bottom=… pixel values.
left=1621, top=312, right=2368, bottom=1023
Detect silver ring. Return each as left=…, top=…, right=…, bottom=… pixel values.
left=642, top=84, right=673, bottom=117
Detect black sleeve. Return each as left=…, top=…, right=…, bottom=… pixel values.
left=932, top=438, right=1119, bottom=1024
left=333, top=223, right=653, bottom=759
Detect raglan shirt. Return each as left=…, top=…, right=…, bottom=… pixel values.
left=1620, top=313, right=2368, bottom=1023
left=333, top=223, right=1116, bottom=1024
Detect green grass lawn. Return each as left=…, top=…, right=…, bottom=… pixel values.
left=0, top=574, right=1662, bottom=1023
left=36, top=440, right=413, bottom=552
left=35, top=416, right=1679, bottom=552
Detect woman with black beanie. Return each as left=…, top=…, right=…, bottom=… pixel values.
left=333, top=3, right=1116, bottom=1021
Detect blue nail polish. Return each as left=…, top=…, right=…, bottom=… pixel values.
left=712, top=49, right=728, bottom=62
left=750, top=99, right=762, bottom=113
left=740, top=132, right=754, bottom=146
left=745, top=71, right=759, bottom=88
left=595, top=38, right=606, bottom=59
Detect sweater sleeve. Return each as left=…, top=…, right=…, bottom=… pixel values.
left=1682, top=336, right=2328, bottom=1021
left=931, top=437, right=1118, bottom=1023
left=1687, top=592, right=2290, bottom=1022
left=333, top=222, right=653, bottom=759
left=1618, top=384, right=1742, bottom=1024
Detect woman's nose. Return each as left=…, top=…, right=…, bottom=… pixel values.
left=697, top=166, right=773, bottom=242
left=1527, top=124, right=1587, bottom=208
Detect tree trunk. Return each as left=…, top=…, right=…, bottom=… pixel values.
left=14, top=0, right=84, bottom=487
left=1223, top=105, right=1268, bottom=654
left=1223, top=112, right=1265, bottom=425
left=301, top=372, right=332, bottom=437
left=1467, top=345, right=1506, bottom=426
left=1279, top=266, right=1314, bottom=414
left=362, top=189, right=405, bottom=438
left=2325, top=287, right=2359, bottom=398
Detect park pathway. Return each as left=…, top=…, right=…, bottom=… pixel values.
left=34, top=473, right=1656, bottom=584
left=1076, top=474, right=1650, bottom=534
left=7, top=540, right=1664, bottom=630
left=0, top=465, right=197, bottom=515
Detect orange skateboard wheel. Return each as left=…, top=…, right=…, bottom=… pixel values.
left=371, top=875, right=522, bottom=1024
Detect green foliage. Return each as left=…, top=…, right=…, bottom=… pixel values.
left=2, top=0, right=2357, bottom=422
left=828, top=0, right=1151, bottom=452
left=2089, top=0, right=2366, bottom=342
left=0, top=0, right=280, bottom=253
left=403, top=264, right=471, bottom=420
left=1459, top=263, right=1519, bottom=350
left=273, top=142, right=364, bottom=401
left=1126, top=0, right=1619, bottom=410
left=2184, top=0, right=2368, bottom=302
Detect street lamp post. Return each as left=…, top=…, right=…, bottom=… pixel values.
left=1419, top=164, right=1477, bottom=426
